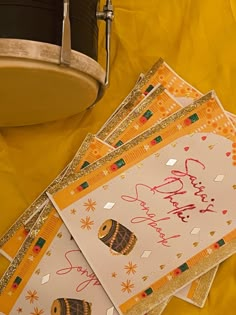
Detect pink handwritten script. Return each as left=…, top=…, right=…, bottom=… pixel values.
left=121, top=158, right=216, bottom=247
left=56, top=250, right=101, bottom=292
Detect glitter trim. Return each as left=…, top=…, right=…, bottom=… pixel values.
left=122, top=239, right=236, bottom=314
left=147, top=298, right=171, bottom=315
left=133, top=58, right=164, bottom=91
left=0, top=166, right=68, bottom=247
left=97, top=90, right=143, bottom=140
left=49, top=92, right=213, bottom=194
left=190, top=266, right=218, bottom=307
left=0, top=202, right=52, bottom=293
left=0, top=134, right=95, bottom=247
left=0, top=135, right=97, bottom=292
left=106, top=85, right=165, bottom=145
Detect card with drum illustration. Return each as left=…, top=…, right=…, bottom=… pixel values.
left=48, top=92, right=236, bottom=315
left=0, top=134, right=167, bottom=315
left=102, top=61, right=236, bottom=308
left=103, top=86, right=219, bottom=307
left=0, top=203, right=119, bottom=315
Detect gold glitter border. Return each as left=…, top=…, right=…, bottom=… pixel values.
left=0, top=134, right=95, bottom=249
left=124, top=240, right=236, bottom=315
left=97, top=73, right=145, bottom=134
left=148, top=298, right=171, bottom=315
left=0, top=134, right=98, bottom=291
left=0, top=202, right=52, bottom=293
left=106, top=85, right=165, bottom=145
left=49, top=92, right=213, bottom=194
left=97, top=90, right=143, bottom=140
left=134, top=58, right=164, bottom=90
left=0, top=166, right=68, bottom=247
left=190, top=265, right=218, bottom=307
left=97, top=58, right=164, bottom=141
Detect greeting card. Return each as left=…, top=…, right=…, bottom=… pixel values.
left=48, top=92, right=236, bottom=315
left=0, top=203, right=119, bottom=315
left=102, top=62, right=236, bottom=307
left=0, top=139, right=166, bottom=315
left=103, top=86, right=219, bottom=307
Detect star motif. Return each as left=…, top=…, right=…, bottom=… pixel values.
left=25, top=289, right=39, bottom=304
left=124, top=261, right=137, bottom=275
left=70, top=209, right=77, bottom=215
left=30, top=307, right=44, bottom=315
left=112, top=272, right=117, bottom=278
left=83, top=199, right=97, bottom=212
left=17, top=307, right=23, bottom=313
left=80, top=216, right=94, bottom=230
left=121, top=280, right=135, bottom=294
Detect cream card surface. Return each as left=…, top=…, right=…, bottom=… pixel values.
left=48, top=93, right=236, bottom=314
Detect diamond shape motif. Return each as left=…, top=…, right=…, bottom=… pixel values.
left=207, top=248, right=213, bottom=254
left=41, top=274, right=50, bottom=285
left=70, top=190, right=75, bottom=195
left=166, top=159, right=177, bottom=166
left=141, top=250, right=152, bottom=258
left=104, top=202, right=115, bottom=210
left=191, top=227, right=200, bottom=235
left=107, top=307, right=115, bottom=315
left=214, top=175, right=225, bottom=182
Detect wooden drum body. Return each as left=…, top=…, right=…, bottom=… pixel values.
left=51, top=298, right=92, bottom=315
left=0, top=0, right=110, bottom=126
left=98, top=219, right=137, bottom=255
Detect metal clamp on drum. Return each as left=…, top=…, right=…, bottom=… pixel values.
left=0, top=0, right=114, bottom=126
left=96, top=0, right=114, bottom=87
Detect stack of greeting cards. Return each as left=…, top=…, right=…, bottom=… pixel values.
left=0, top=58, right=235, bottom=315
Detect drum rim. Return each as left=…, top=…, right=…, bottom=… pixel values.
left=0, top=38, right=105, bottom=86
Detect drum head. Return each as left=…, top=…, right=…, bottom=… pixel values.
left=0, top=39, right=105, bottom=126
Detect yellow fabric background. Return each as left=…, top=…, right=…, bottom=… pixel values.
left=0, top=0, right=235, bottom=314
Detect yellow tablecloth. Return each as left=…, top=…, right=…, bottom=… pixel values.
left=0, top=0, right=235, bottom=314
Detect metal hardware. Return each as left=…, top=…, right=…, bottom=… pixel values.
left=97, top=0, right=114, bottom=87
left=60, top=0, right=71, bottom=65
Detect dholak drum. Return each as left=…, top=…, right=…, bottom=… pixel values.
left=0, top=0, right=113, bottom=126
left=51, top=298, right=92, bottom=315
left=98, top=219, right=137, bottom=255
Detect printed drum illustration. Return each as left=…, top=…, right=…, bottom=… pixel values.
left=0, top=0, right=114, bottom=126
left=51, top=298, right=92, bottom=315
left=98, top=219, right=137, bottom=255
